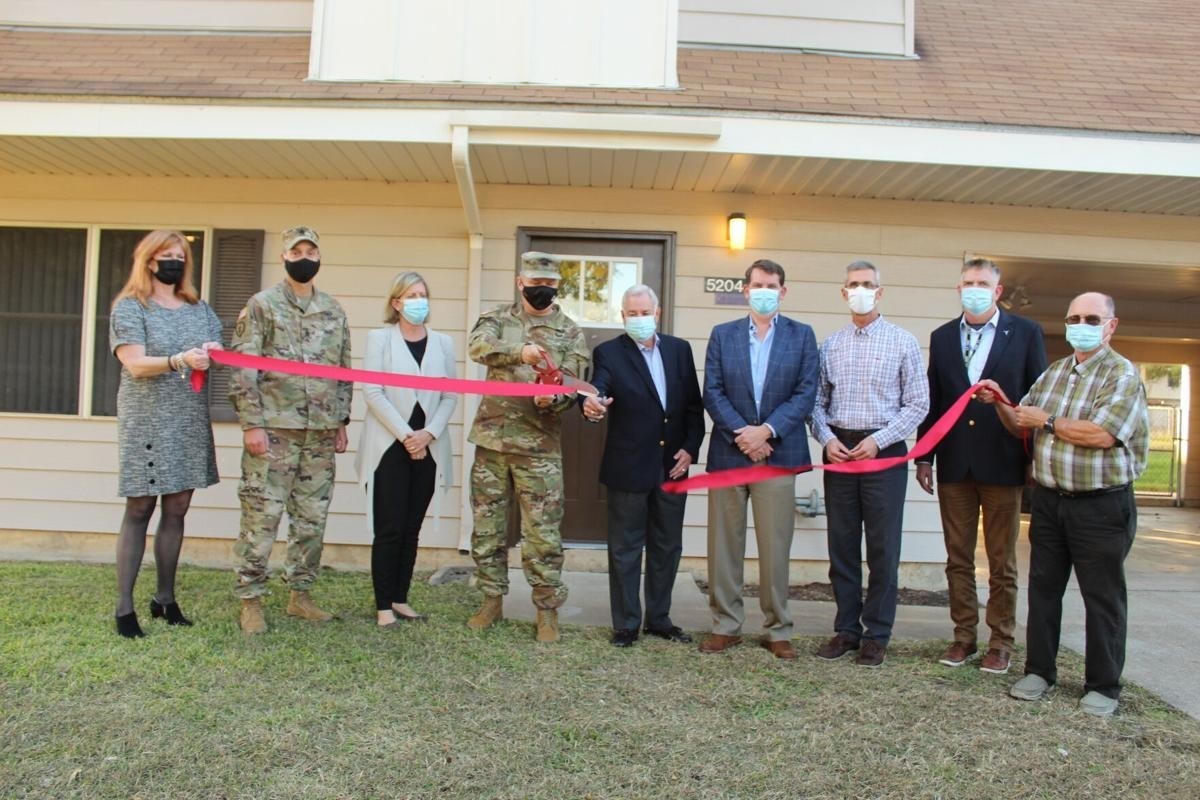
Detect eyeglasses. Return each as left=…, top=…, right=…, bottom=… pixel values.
left=1064, top=315, right=1111, bottom=326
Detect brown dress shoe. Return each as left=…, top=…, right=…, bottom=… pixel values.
left=938, top=641, right=979, bottom=667
left=698, top=633, right=742, bottom=654
left=855, top=639, right=887, bottom=668
left=979, top=648, right=1011, bottom=674
left=761, top=639, right=798, bottom=660
left=816, top=633, right=860, bottom=660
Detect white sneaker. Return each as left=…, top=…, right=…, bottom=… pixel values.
left=1009, top=673, right=1054, bottom=701
left=1079, top=691, right=1119, bottom=717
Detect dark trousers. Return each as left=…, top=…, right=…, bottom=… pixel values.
left=371, top=441, right=436, bottom=610
left=606, top=479, right=687, bottom=631
left=1025, top=483, right=1136, bottom=699
left=824, top=440, right=908, bottom=645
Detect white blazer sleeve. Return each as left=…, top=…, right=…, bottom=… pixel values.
left=364, top=328, right=412, bottom=441
left=426, top=332, right=458, bottom=439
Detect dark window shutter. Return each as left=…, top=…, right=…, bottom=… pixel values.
left=208, top=229, right=264, bottom=422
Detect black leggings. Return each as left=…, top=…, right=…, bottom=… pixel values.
left=115, top=490, right=193, bottom=616
left=371, top=441, right=436, bottom=610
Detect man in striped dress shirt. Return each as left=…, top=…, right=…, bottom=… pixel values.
left=978, top=291, right=1148, bottom=717
left=810, top=260, right=929, bottom=668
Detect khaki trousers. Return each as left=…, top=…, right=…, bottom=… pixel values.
left=706, top=475, right=796, bottom=642
left=938, top=480, right=1022, bottom=653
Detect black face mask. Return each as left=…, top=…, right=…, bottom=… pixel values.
left=522, top=284, right=557, bottom=311
left=153, top=259, right=186, bottom=286
left=285, top=257, right=321, bottom=284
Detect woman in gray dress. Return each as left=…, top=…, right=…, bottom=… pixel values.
left=110, top=230, right=222, bottom=638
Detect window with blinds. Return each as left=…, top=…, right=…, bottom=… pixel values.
left=0, top=227, right=88, bottom=414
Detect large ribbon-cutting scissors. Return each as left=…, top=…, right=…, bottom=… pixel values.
left=530, top=345, right=599, bottom=397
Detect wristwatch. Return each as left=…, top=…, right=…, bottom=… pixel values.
left=1043, top=415, right=1057, bottom=435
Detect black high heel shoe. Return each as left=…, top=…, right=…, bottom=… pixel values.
left=150, top=599, right=194, bottom=627
left=116, top=611, right=145, bottom=639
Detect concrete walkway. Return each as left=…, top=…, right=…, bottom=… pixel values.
left=492, top=505, right=1200, bottom=719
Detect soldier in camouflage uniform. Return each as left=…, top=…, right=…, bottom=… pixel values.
left=229, top=226, right=353, bottom=634
left=466, top=252, right=590, bottom=643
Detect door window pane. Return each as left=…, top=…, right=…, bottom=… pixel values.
left=553, top=255, right=642, bottom=327
left=0, top=227, right=87, bottom=413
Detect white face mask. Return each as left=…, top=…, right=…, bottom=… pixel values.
left=846, top=286, right=878, bottom=315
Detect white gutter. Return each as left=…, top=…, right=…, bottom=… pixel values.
left=450, top=125, right=483, bottom=552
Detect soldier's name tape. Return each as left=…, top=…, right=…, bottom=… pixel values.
left=662, top=382, right=1020, bottom=494
left=197, top=349, right=577, bottom=397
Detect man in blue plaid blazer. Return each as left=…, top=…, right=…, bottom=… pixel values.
left=699, top=259, right=819, bottom=659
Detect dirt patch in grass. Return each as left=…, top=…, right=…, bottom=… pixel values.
left=1, top=562, right=1196, bottom=799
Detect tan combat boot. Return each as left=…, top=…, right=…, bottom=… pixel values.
left=466, top=595, right=503, bottom=630
left=286, top=590, right=333, bottom=622
left=536, top=609, right=560, bottom=643
left=240, top=597, right=267, bottom=635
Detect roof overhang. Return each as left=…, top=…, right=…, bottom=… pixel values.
left=2, top=100, right=1199, bottom=216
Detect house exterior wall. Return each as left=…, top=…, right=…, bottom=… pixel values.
left=310, top=0, right=679, bottom=88
left=678, top=0, right=914, bottom=57
left=2, top=173, right=1198, bottom=580
left=2, top=0, right=916, bottom=59
left=0, top=0, right=312, bottom=31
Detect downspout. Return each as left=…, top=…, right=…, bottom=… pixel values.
left=452, top=125, right=483, bottom=552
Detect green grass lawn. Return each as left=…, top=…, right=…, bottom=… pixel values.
left=1135, top=450, right=1176, bottom=494
left=2, top=561, right=1199, bottom=799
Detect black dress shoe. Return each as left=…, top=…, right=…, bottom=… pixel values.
left=611, top=628, right=639, bottom=647
left=150, top=599, right=193, bottom=626
left=644, top=625, right=693, bottom=644
left=115, top=611, right=145, bottom=639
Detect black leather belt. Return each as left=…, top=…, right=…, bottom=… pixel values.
left=830, top=426, right=879, bottom=447
left=1038, top=482, right=1130, bottom=499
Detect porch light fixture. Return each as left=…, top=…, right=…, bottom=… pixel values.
left=727, top=213, right=746, bottom=251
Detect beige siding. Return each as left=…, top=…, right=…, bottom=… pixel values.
left=0, top=0, right=312, bottom=31
left=2, top=174, right=1199, bottom=572
left=679, top=0, right=914, bottom=57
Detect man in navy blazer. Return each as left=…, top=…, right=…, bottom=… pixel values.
left=582, top=285, right=705, bottom=647
left=698, top=259, right=819, bottom=659
left=916, top=257, right=1046, bottom=675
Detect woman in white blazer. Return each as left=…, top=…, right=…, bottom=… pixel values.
left=355, top=272, right=457, bottom=627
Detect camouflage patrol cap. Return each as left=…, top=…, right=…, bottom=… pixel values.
left=282, top=226, right=320, bottom=251
left=520, top=251, right=560, bottom=279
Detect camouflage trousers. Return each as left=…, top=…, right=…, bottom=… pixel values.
left=470, top=447, right=567, bottom=609
left=234, top=428, right=337, bottom=598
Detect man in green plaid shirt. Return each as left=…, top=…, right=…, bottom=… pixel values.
left=977, top=291, right=1148, bottom=718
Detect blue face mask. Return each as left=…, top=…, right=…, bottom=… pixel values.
left=401, top=297, right=429, bottom=324
left=748, top=288, right=780, bottom=315
left=624, top=315, right=657, bottom=343
left=1065, top=322, right=1104, bottom=352
left=961, top=287, right=993, bottom=316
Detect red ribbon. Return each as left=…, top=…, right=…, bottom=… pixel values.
left=663, top=383, right=1017, bottom=493
left=192, top=348, right=575, bottom=397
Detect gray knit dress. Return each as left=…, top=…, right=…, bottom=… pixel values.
left=110, top=297, right=223, bottom=498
